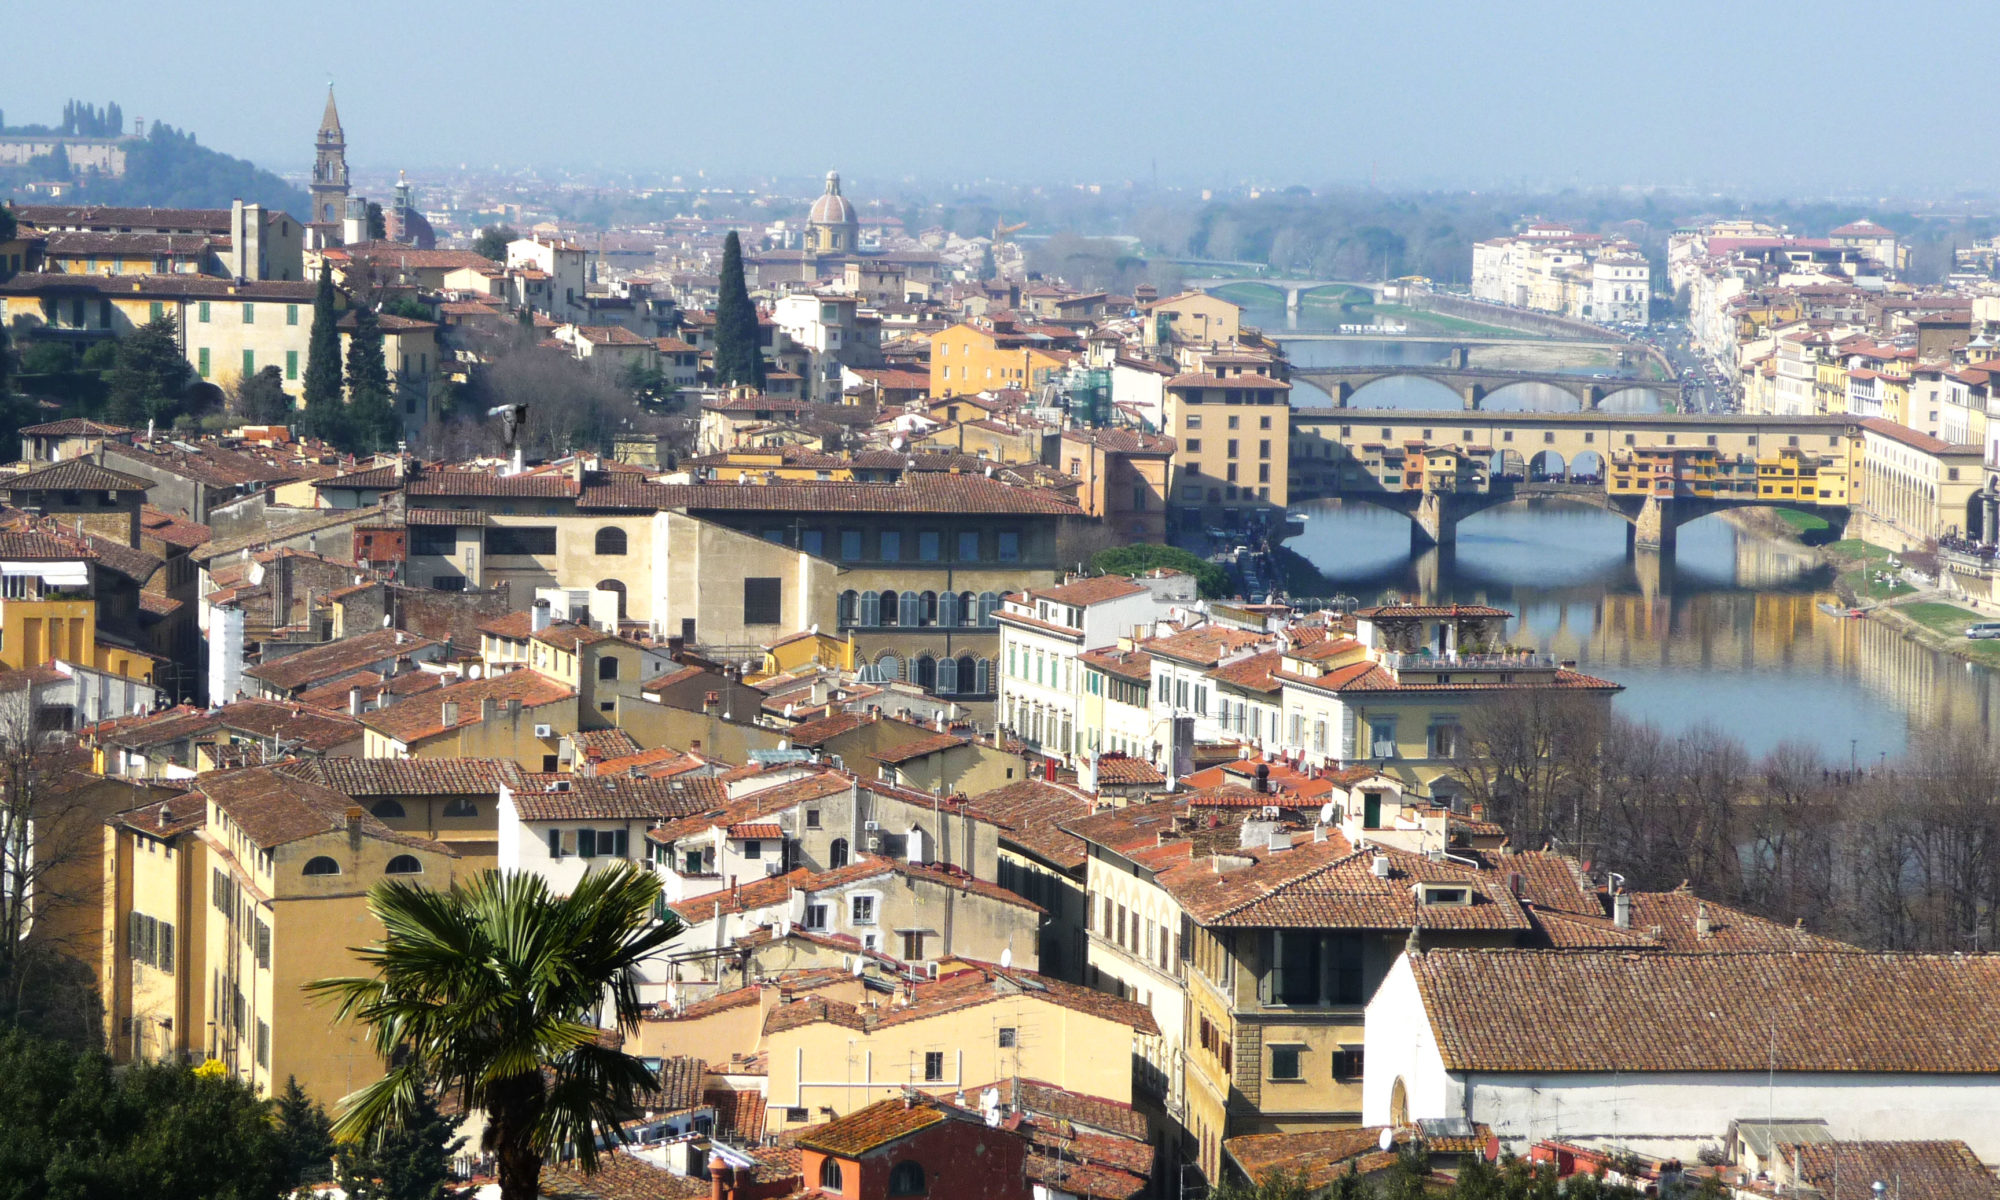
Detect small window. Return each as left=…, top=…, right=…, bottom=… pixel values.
left=743, top=577, right=782, bottom=626
left=1270, top=1046, right=1301, bottom=1080
left=850, top=894, right=876, bottom=925
left=786, top=1106, right=808, bottom=1123
left=805, top=809, right=821, bottom=829
left=888, top=1161, right=927, bottom=1195
left=443, top=798, right=479, bottom=818
left=385, top=854, right=423, bottom=875
left=594, top=527, right=628, bottom=555
left=743, top=840, right=761, bottom=859
left=820, top=1159, right=844, bottom=1189
left=598, top=656, right=619, bottom=681
left=998, top=1027, right=1016, bottom=1048
left=370, top=799, right=406, bottom=820
left=303, top=856, right=340, bottom=876
left=923, top=1051, right=944, bottom=1081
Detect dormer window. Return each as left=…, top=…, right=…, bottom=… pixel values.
left=1416, top=884, right=1471, bottom=907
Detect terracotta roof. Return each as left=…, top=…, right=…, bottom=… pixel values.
left=1353, top=603, right=1513, bottom=620
left=282, top=756, right=526, bottom=796
left=194, top=765, right=450, bottom=854
left=1859, top=415, right=1962, bottom=455
left=1, top=457, right=152, bottom=493
left=1413, top=949, right=2000, bottom=1073
left=704, top=1086, right=768, bottom=1145
left=1165, top=372, right=1290, bottom=390
left=1078, top=647, right=1152, bottom=683
left=109, top=793, right=208, bottom=840
left=766, top=960, right=1157, bottom=1038
left=97, top=699, right=361, bottom=756
left=1789, top=1142, right=2000, bottom=1200
left=1143, top=625, right=1270, bottom=667
left=962, top=780, right=1093, bottom=870
left=1093, top=755, right=1164, bottom=786
left=649, top=773, right=852, bottom=846
left=1027, top=576, right=1147, bottom=606
left=20, top=418, right=132, bottom=436
left=538, top=1156, right=710, bottom=1200
left=780, top=710, right=873, bottom=746
left=793, top=1097, right=945, bottom=1156
left=406, top=470, right=580, bottom=499
left=357, top=670, right=574, bottom=745
left=871, top=730, right=967, bottom=765
left=581, top=473, right=1081, bottom=516
left=477, top=610, right=538, bottom=639
left=315, top=463, right=403, bottom=490
left=511, top=774, right=727, bottom=821
left=532, top=621, right=615, bottom=652
left=1206, top=649, right=1286, bottom=693
left=975, top=1077, right=1148, bottom=1140
left=242, top=629, right=437, bottom=691
left=406, top=508, right=486, bottom=526
left=139, top=506, right=211, bottom=548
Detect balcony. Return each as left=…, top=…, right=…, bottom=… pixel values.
left=1377, top=650, right=1556, bottom=672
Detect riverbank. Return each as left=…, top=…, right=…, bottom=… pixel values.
left=1814, top=535, right=2000, bottom=666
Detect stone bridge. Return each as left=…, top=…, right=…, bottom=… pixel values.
left=1294, top=363, right=1672, bottom=410
left=1286, top=408, right=1862, bottom=553
left=1193, top=277, right=1381, bottom=313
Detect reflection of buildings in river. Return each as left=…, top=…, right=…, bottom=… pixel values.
left=1581, top=590, right=1850, bottom=675
left=1730, top=531, right=1822, bottom=591
left=1853, top=615, right=2000, bottom=738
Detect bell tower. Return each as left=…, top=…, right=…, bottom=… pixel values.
left=309, top=85, right=350, bottom=232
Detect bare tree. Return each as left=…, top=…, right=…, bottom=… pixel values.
left=1449, top=690, right=1608, bottom=848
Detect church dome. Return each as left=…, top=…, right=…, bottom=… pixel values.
left=808, top=171, right=857, bottom=227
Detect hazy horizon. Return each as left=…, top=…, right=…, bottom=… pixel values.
left=8, top=0, right=2000, bottom=198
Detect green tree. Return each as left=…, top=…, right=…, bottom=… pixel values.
left=234, top=364, right=295, bottom=424
left=0, top=203, right=16, bottom=244
left=1208, top=1166, right=1311, bottom=1200
left=1089, top=543, right=1228, bottom=598
left=19, top=340, right=76, bottom=374
left=618, top=357, right=668, bottom=406
left=383, top=295, right=432, bottom=322
left=104, top=314, right=193, bottom=426
left=712, top=230, right=764, bottom=388
left=367, top=202, right=387, bottom=241
left=308, top=866, right=681, bottom=1200
left=336, top=1086, right=467, bottom=1200
left=0, top=1032, right=289, bottom=1199
left=337, top=306, right=400, bottom=454
left=302, top=271, right=346, bottom=441
left=473, top=225, right=519, bottom=261
left=276, top=1075, right=338, bottom=1188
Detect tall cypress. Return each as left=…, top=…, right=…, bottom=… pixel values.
left=713, top=230, right=764, bottom=388
left=342, top=305, right=398, bottom=454
left=300, top=272, right=344, bottom=441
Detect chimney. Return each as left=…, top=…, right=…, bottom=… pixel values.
left=1613, top=891, right=1632, bottom=930
left=440, top=700, right=460, bottom=727
left=345, top=805, right=363, bottom=836
left=1253, top=763, right=1270, bottom=794
left=1695, top=901, right=1712, bottom=939
left=530, top=599, right=553, bottom=633
left=481, top=697, right=499, bottom=723
left=348, top=686, right=363, bottom=716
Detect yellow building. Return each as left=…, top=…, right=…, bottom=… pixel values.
left=758, top=629, right=859, bottom=680
left=1163, top=372, right=1292, bottom=522
left=102, top=767, right=457, bottom=1104
left=0, top=524, right=157, bottom=687
left=1145, top=291, right=1243, bottom=348
left=929, top=320, right=1073, bottom=397
left=358, top=670, right=577, bottom=771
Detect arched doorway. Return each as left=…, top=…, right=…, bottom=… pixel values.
left=829, top=838, right=849, bottom=868
left=1390, top=1076, right=1409, bottom=1126
left=596, top=579, right=627, bottom=621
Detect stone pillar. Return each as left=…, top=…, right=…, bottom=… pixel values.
left=1448, top=344, right=1470, bottom=368
left=1982, top=493, right=1998, bottom=545
left=1413, top=491, right=1458, bottom=548
left=1333, top=380, right=1353, bottom=408
left=1463, top=383, right=1485, bottom=410
left=1633, top=494, right=1677, bottom=553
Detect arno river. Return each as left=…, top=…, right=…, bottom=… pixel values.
left=1249, top=304, right=1999, bottom=760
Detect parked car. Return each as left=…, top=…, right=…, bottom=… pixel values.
left=1967, top=622, right=2000, bottom=640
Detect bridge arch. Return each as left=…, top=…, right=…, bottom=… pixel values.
left=1489, top=449, right=1528, bottom=479
left=1570, top=450, right=1605, bottom=482
left=1595, top=385, right=1667, bottom=414
left=1476, top=380, right=1587, bottom=412
left=1346, top=374, right=1464, bottom=409
left=1528, top=450, right=1566, bottom=480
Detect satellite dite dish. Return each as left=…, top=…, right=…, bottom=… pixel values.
left=1000, top=946, right=1013, bottom=968
left=1379, top=1128, right=1395, bottom=1152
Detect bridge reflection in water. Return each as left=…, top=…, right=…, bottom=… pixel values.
left=1285, top=498, right=1997, bottom=760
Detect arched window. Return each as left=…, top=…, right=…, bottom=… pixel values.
left=595, top=527, right=628, bottom=555
left=957, top=655, right=976, bottom=694
left=977, top=592, right=999, bottom=626
left=370, top=799, right=406, bottom=820
left=442, top=798, right=479, bottom=818
left=820, top=1159, right=844, bottom=1190
left=839, top=590, right=858, bottom=627
left=958, top=591, right=976, bottom=626
left=937, top=591, right=959, bottom=627
left=876, top=653, right=901, bottom=682
left=937, top=656, right=959, bottom=695
left=919, top=591, right=937, bottom=626
left=303, top=856, right=340, bottom=876
left=859, top=591, right=881, bottom=627
left=596, top=579, right=628, bottom=620
left=915, top=655, right=936, bottom=691
left=879, top=590, right=900, bottom=626
left=829, top=838, right=849, bottom=868
left=975, top=658, right=991, bottom=694
left=899, top=591, right=921, bottom=627
left=385, top=854, right=423, bottom=875
left=888, top=1161, right=925, bottom=1195
left=598, top=656, right=619, bottom=681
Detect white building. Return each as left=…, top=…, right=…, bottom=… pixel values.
left=997, top=575, right=1193, bottom=763
left=1363, top=947, right=2000, bottom=1162
left=505, top=235, right=591, bottom=324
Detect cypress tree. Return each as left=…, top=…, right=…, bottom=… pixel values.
left=713, top=230, right=764, bottom=388
left=342, top=305, right=398, bottom=454
left=104, top=315, right=191, bottom=427
left=301, top=272, right=345, bottom=442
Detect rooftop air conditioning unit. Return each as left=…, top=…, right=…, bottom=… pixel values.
left=863, top=820, right=881, bottom=831
left=534, top=724, right=554, bottom=738
left=764, top=861, right=783, bottom=876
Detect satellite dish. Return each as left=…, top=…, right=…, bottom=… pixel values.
left=852, top=956, right=866, bottom=976
left=1000, top=946, right=1013, bottom=968
left=1379, top=1128, right=1396, bottom=1151
left=1320, top=801, right=1336, bottom=826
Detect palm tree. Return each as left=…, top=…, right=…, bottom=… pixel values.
left=307, top=865, right=681, bottom=1200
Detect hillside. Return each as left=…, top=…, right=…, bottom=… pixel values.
left=0, top=112, right=306, bottom=219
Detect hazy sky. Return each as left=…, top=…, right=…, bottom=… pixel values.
left=9, top=0, right=1997, bottom=195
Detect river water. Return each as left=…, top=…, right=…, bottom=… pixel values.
left=1251, top=304, right=2000, bottom=760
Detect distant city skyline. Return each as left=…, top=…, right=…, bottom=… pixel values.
left=8, top=0, right=2000, bottom=196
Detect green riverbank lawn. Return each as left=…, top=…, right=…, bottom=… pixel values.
left=1897, top=602, right=2000, bottom=664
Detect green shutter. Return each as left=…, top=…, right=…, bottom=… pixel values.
left=149, top=300, right=163, bottom=321
left=198, top=301, right=210, bottom=323
left=242, top=349, right=255, bottom=378
left=197, top=347, right=210, bottom=378
left=286, top=304, right=298, bottom=326
left=242, top=302, right=254, bottom=324
left=286, top=350, right=298, bottom=381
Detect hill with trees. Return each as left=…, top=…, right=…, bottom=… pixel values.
left=0, top=100, right=306, bottom=217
